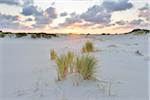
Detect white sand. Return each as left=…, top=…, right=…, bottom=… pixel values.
left=0, top=34, right=149, bottom=100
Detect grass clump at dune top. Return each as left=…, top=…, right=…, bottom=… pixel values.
left=56, top=54, right=68, bottom=81
left=53, top=41, right=98, bottom=81
left=50, top=49, right=57, bottom=60
left=55, top=51, right=75, bottom=81
left=15, top=33, right=27, bottom=38
left=55, top=50, right=97, bottom=81
left=82, top=40, right=94, bottom=53
left=0, top=33, right=5, bottom=37
left=75, top=55, right=97, bottom=80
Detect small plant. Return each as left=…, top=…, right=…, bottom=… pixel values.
left=67, top=51, right=76, bottom=73
left=82, top=40, right=94, bottom=53
left=31, top=34, right=37, bottom=38
left=67, top=51, right=74, bottom=62
left=56, top=54, right=68, bottom=81
left=82, top=46, right=87, bottom=53
left=75, top=54, right=97, bottom=80
left=56, top=51, right=75, bottom=81
left=0, top=33, right=5, bottom=38
left=15, top=33, right=27, bottom=38
left=55, top=51, right=97, bottom=81
left=50, top=49, right=57, bottom=60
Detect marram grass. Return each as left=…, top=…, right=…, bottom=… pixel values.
left=75, top=54, right=97, bottom=80
left=56, top=51, right=75, bottom=81
left=56, top=54, right=68, bottom=81
left=55, top=51, right=97, bottom=81
left=50, top=49, right=57, bottom=60
left=66, top=51, right=75, bottom=66
left=82, top=40, right=94, bottom=53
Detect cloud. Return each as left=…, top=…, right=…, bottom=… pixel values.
left=32, top=7, right=57, bottom=28
left=59, top=14, right=82, bottom=27
left=118, top=19, right=146, bottom=26
left=115, top=20, right=127, bottom=25
left=0, top=0, right=57, bottom=29
left=33, top=15, right=50, bottom=28
left=60, top=12, right=68, bottom=17
left=59, top=5, right=111, bottom=28
left=0, top=0, right=20, bottom=5
left=0, top=13, right=28, bottom=30
left=102, top=0, right=133, bottom=12
left=59, top=0, right=133, bottom=28
left=1, top=0, right=135, bottom=30
left=44, top=7, right=57, bottom=18
left=79, top=23, right=95, bottom=27
left=82, top=0, right=133, bottom=24
left=25, top=18, right=33, bottom=21
left=80, top=0, right=133, bottom=24
left=21, top=3, right=57, bottom=28
left=21, top=5, right=46, bottom=28
left=129, top=19, right=149, bottom=29
left=22, top=5, right=42, bottom=16
left=0, top=0, right=33, bottom=6
left=138, top=4, right=150, bottom=21
left=80, top=5, right=111, bottom=24
left=115, top=18, right=149, bottom=30
left=0, top=13, right=18, bottom=21
left=22, top=0, right=33, bottom=6
left=129, top=19, right=144, bottom=26
left=70, top=12, right=77, bottom=17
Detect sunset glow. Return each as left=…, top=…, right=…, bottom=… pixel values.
left=0, top=0, right=149, bottom=34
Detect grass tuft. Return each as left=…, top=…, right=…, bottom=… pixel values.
left=50, top=49, right=57, bottom=60
left=75, top=54, right=97, bottom=80
left=56, top=51, right=75, bottom=81
left=82, top=40, right=94, bottom=53
left=55, top=50, right=97, bottom=81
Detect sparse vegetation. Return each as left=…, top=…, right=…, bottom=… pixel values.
left=66, top=51, right=75, bottom=71
left=0, top=33, right=5, bottom=37
left=125, top=28, right=150, bottom=35
left=50, top=49, right=57, bottom=60
left=56, top=54, right=68, bottom=81
left=31, top=34, right=37, bottom=39
left=75, top=55, right=97, bottom=80
left=56, top=52, right=75, bottom=81
left=55, top=50, right=97, bottom=81
left=15, top=33, right=27, bottom=38
left=54, top=41, right=98, bottom=81
left=0, top=31, right=58, bottom=39
left=82, top=40, right=94, bottom=53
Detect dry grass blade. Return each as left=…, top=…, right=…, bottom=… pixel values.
left=50, top=49, right=57, bottom=60
left=56, top=51, right=75, bottom=81
left=75, top=54, right=97, bottom=80
left=82, top=40, right=94, bottom=53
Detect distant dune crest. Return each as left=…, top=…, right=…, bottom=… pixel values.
left=0, top=28, right=149, bottom=39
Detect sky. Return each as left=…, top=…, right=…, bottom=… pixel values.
left=0, top=0, right=149, bottom=34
